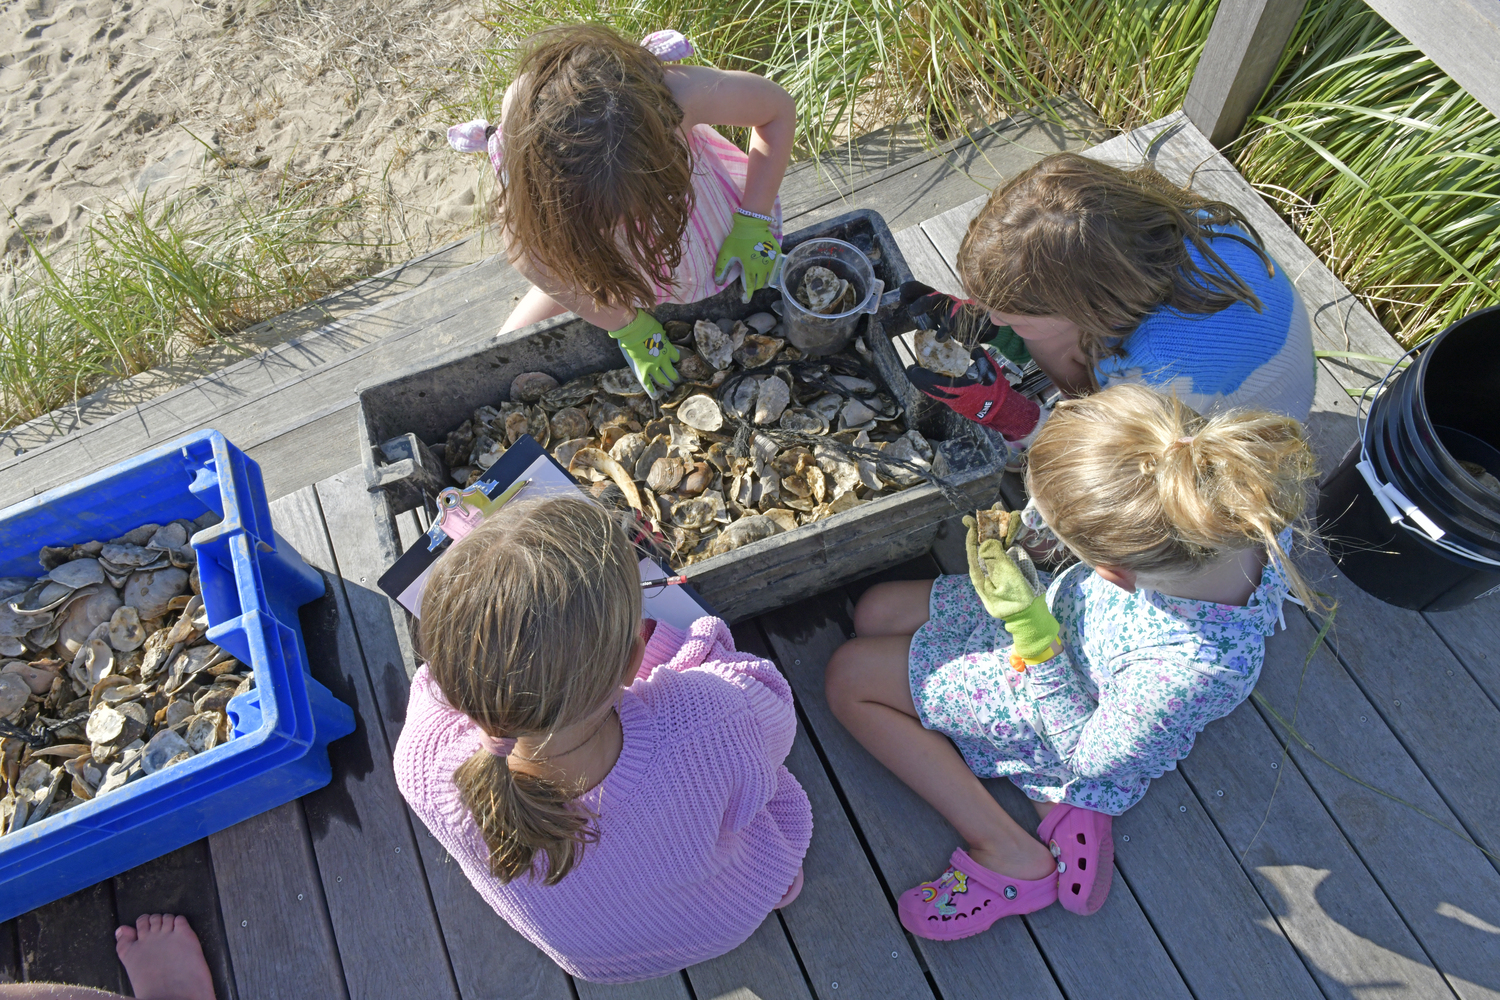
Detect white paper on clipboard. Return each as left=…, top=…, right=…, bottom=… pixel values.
left=392, top=447, right=711, bottom=631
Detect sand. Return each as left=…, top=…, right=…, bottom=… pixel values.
left=1, top=0, right=499, bottom=264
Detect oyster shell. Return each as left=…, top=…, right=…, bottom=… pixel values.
left=733, top=334, right=785, bottom=369
left=511, top=371, right=559, bottom=404
left=142, top=729, right=192, bottom=775
left=694, top=320, right=735, bottom=370
left=914, top=329, right=972, bottom=377
left=601, top=367, right=649, bottom=397
left=745, top=312, right=777, bottom=334
left=48, top=559, right=104, bottom=589
left=123, top=568, right=189, bottom=622
left=0, top=672, right=28, bottom=718
left=108, top=606, right=147, bottom=652
left=676, top=395, right=723, bottom=433
left=550, top=407, right=589, bottom=442
left=646, top=456, right=686, bottom=493
left=753, top=377, right=790, bottom=426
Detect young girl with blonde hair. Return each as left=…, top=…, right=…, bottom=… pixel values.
left=903, top=153, right=1314, bottom=447
left=825, top=383, right=1317, bottom=938
left=448, top=24, right=795, bottom=397
left=394, top=495, right=811, bottom=982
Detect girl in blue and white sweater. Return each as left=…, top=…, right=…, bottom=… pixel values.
left=908, top=153, right=1313, bottom=444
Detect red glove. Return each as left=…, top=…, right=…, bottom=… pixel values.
left=906, top=347, right=1040, bottom=442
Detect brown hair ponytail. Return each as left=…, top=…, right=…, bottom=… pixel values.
left=1025, top=384, right=1319, bottom=606
left=418, top=495, right=642, bottom=884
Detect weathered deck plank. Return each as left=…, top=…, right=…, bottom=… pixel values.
left=685, top=915, right=816, bottom=1000
left=209, top=796, right=350, bottom=1000
left=269, top=486, right=465, bottom=1000
left=1180, top=679, right=1459, bottom=998
left=14, top=882, right=124, bottom=992
left=1254, top=610, right=1500, bottom=999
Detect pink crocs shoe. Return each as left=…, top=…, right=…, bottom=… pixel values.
left=898, top=848, right=1058, bottom=940
left=1037, top=804, right=1114, bottom=914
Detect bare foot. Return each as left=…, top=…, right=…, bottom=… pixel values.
left=114, top=914, right=215, bottom=1000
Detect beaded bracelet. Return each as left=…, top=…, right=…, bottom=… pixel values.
left=735, top=207, right=774, bottom=223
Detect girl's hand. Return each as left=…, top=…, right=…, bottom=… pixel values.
left=715, top=213, right=781, bottom=302
left=963, top=517, right=1060, bottom=662
left=610, top=310, right=681, bottom=398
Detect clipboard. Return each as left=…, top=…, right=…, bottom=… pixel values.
left=375, top=435, right=716, bottom=630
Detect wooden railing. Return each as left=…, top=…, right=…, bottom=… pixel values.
left=1184, top=0, right=1500, bottom=147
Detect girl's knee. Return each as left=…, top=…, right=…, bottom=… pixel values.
left=823, top=640, right=867, bottom=718
left=852, top=579, right=933, bottom=637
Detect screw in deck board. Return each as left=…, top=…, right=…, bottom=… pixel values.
left=1179, top=806, right=1187, bottom=812
left=1216, top=790, right=1224, bottom=797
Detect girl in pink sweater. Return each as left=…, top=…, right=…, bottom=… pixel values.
left=393, top=496, right=811, bottom=984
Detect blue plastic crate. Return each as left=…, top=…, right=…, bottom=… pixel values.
left=0, top=430, right=355, bottom=920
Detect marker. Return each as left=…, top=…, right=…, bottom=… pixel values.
left=641, top=574, right=687, bottom=590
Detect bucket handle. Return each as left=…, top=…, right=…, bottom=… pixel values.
left=1355, top=343, right=1500, bottom=568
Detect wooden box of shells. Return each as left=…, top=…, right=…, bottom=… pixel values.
left=0, top=431, right=355, bottom=921
left=357, top=210, right=1008, bottom=636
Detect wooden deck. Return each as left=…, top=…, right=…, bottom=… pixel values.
left=4, top=113, right=1500, bottom=1000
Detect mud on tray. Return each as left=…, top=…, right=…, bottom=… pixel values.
left=438, top=314, right=986, bottom=569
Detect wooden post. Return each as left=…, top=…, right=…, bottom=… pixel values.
left=1183, top=0, right=1309, bottom=148
left=1362, top=0, right=1500, bottom=119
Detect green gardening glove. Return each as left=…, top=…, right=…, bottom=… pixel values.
left=714, top=212, right=781, bottom=303
left=609, top=310, right=680, bottom=398
left=963, top=516, right=1060, bottom=663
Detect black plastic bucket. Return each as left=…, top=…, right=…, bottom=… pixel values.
left=1318, top=305, right=1500, bottom=611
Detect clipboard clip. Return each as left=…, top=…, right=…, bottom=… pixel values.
left=425, top=478, right=530, bottom=551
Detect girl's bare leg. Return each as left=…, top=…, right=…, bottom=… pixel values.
left=852, top=580, right=938, bottom=638
left=500, top=285, right=569, bottom=334
left=0, top=988, right=126, bottom=999
left=826, top=632, right=1057, bottom=881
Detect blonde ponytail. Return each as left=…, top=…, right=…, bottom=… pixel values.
left=1026, top=384, right=1319, bottom=606
left=418, top=496, right=642, bottom=884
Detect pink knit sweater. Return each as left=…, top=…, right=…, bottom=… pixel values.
left=393, top=616, right=813, bottom=983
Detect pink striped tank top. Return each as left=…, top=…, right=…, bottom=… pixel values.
left=448, top=31, right=782, bottom=307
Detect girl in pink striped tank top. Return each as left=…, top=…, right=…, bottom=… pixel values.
left=448, top=24, right=795, bottom=398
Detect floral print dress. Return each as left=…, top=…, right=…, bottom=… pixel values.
left=907, top=530, right=1293, bottom=815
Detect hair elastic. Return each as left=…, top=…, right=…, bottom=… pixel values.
left=478, top=732, right=517, bottom=758
left=1176, top=435, right=1196, bottom=446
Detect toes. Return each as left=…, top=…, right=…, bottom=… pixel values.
left=115, top=924, right=137, bottom=945
left=137, top=913, right=155, bottom=935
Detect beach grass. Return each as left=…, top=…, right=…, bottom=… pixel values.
left=1, top=181, right=382, bottom=432
left=1233, top=0, right=1500, bottom=348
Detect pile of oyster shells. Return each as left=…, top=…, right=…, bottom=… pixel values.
left=440, top=312, right=953, bottom=567
left=0, top=515, right=255, bottom=838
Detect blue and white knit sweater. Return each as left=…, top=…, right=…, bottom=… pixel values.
left=1095, top=226, right=1314, bottom=421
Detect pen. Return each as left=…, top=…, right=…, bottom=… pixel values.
left=641, top=574, right=687, bottom=590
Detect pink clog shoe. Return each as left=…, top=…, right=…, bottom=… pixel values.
left=898, top=848, right=1058, bottom=940
left=1037, top=804, right=1113, bottom=914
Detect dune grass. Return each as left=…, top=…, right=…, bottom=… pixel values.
left=0, top=182, right=381, bottom=432
left=1232, top=0, right=1500, bottom=348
